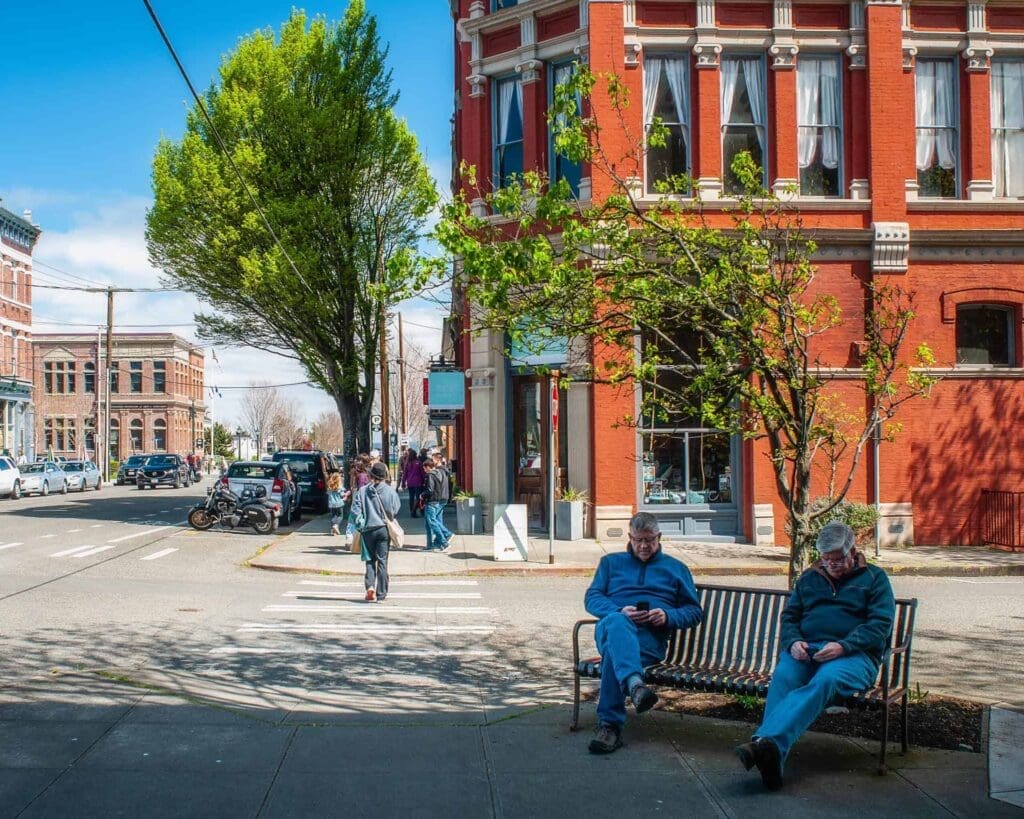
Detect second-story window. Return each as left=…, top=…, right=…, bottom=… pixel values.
left=916, top=58, right=958, bottom=198
left=109, top=364, right=119, bottom=394
left=494, top=76, right=524, bottom=189
left=644, top=56, right=691, bottom=194
left=84, top=362, right=96, bottom=394
left=130, top=361, right=143, bottom=393
left=492, top=0, right=518, bottom=8
left=956, top=304, right=1016, bottom=367
left=44, top=361, right=75, bottom=394
left=798, top=56, right=842, bottom=196
left=153, top=361, right=166, bottom=393
left=992, top=59, right=1024, bottom=198
left=550, top=61, right=583, bottom=197
left=721, top=56, right=767, bottom=194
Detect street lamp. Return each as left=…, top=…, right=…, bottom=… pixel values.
left=235, top=426, right=244, bottom=460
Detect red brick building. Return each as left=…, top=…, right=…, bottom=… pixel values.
left=449, top=0, right=1024, bottom=547
left=32, top=333, right=205, bottom=465
left=0, top=204, right=40, bottom=461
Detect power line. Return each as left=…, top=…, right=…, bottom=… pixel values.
left=142, top=0, right=315, bottom=300
left=32, top=258, right=111, bottom=288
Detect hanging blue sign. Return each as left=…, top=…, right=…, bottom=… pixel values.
left=428, top=371, right=465, bottom=410
left=508, top=329, right=569, bottom=367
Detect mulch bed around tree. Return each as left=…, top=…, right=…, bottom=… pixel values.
left=583, top=689, right=984, bottom=752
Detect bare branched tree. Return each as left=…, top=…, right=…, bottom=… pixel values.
left=238, top=382, right=282, bottom=456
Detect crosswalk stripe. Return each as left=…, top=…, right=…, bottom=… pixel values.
left=237, top=624, right=495, bottom=634
left=51, top=544, right=101, bottom=557
left=0, top=542, right=24, bottom=552
left=283, top=591, right=482, bottom=600
left=67, top=528, right=83, bottom=533
left=107, top=523, right=181, bottom=543
left=39, top=534, right=55, bottom=539
left=141, top=548, right=178, bottom=561
left=72, top=545, right=116, bottom=558
left=208, top=647, right=496, bottom=657
left=298, top=579, right=479, bottom=588
left=263, top=605, right=495, bottom=614
left=89, top=524, right=104, bottom=528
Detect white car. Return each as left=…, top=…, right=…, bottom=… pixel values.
left=62, top=460, right=103, bottom=492
left=0, top=455, right=22, bottom=499
left=17, top=461, right=69, bottom=496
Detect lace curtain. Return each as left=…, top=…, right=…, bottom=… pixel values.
left=721, top=58, right=765, bottom=152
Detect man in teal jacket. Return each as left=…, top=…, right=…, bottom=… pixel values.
left=735, top=520, right=895, bottom=790
left=584, top=512, right=702, bottom=754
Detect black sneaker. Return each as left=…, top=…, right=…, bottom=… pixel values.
left=734, top=741, right=756, bottom=771
left=753, top=738, right=784, bottom=791
left=588, top=723, right=623, bottom=754
left=629, top=682, right=659, bottom=714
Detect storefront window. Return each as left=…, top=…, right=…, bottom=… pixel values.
left=642, top=431, right=732, bottom=505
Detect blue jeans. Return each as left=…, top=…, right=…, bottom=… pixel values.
left=755, top=651, right=878, bottom=767
left=595, top=612, right=666, bottom=729
left=408, top=486, right=422, bottom=516
left=423, top=501, right=453, bottom=550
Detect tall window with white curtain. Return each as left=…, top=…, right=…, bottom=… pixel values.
left=643, top=56, right=691, bottom=193
left=915, top=58, right=959, bottom=197
left=992, top=59, right=1024, bottom=198
left=493, top=76, right=524, bottom=190
left=721, top=56, right=767, bottom=194
left=797, top=56, right=842, bottom=196
left=550, top=61, right=582, bottom=197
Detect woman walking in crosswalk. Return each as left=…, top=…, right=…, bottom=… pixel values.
left=351, top=462, right=401, bottom=602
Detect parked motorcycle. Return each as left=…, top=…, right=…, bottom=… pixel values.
left=187, top=483, right=279, bottom=534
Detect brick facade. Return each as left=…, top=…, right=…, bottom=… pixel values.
left=451, top=0, right=1024, bottom=547
left=0, top=205, right=40, bottom=461
left=32, top=333, right=205, bottom=465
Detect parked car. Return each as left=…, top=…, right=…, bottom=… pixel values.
left=62, top=460, right=103, bottom=492
left=270, top=450, right=338, bottom=513
left=17, top=461, right=69, bottom=496
left=219, top=460, right=302, bottom=525
left=116, top=454, right=152, bottom=485
left=0, top=455, right=22, bottom=499
left=136, top=454, right=191, bottom=489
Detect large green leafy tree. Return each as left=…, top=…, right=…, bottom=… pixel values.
left=147, top=4, right=437, bottom=459
left=434, top=68, right=934, bottom=584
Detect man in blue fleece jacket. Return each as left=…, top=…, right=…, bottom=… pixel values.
left=735, top=520, right=895, bottom=790
left=584, top=512, right=702, bottom=754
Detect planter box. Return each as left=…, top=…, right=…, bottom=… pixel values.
left=555, top=500, right=585, bottom=541
left=455, top=496, right=483, bottom=534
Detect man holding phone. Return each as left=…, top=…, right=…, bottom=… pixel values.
left=734, top=520, right=895, bottom=790
left=583, top=512, right=702, bottom=754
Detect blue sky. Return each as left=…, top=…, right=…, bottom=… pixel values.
left=1, top=0, right=453, bottom=426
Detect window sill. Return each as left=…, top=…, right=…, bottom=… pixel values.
left=908, top=200, right=1024, bottom=212
left=634, top=195, right=871, bottom=212
left=911, top=367, right=1024, bottom=378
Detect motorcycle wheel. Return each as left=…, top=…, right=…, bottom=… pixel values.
left=188, top=508, right=216, bottom=531
left=252, top=512, right=275, bottom=535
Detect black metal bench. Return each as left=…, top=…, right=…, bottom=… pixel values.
left=571, top=582, right=918, bottom=774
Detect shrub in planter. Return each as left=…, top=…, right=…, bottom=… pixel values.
left=454, top=491, right=483, bottom=534
left=806, top=497, right=880, bottom=555
left=555, top=487, right=588, bottom=541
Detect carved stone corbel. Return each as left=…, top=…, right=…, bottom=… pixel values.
left=516, top=59, right=542, bottom=84
left=467, top=74, right=488, bottom=98
left=693, top=42, right=722, bottom=69
left=963, top=45, right=993, bottom=73
left=770, top=43, right=799, bottom=69
left=871, top=222, right=910, bottom=274
left=847, top=43, right=867, bottom=70
left=902, top=46, right=917, bottom=72
left=624, top=42, right=642, bottom=68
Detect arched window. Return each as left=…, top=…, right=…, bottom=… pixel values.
left=153, top=419, right=167, bottom=452
left=130, top=419, right=144, bottom=452
left=956, top=304, right=1016, bottom=367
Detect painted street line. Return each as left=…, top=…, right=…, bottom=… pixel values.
left=51, top=544, right=101, bottom=557
left=263, top=605, right=495, bottom=614
left=66, top=529, right=83, bottom=533
left=72, top=545, right=117, bottom=559
left=144, top=513, right=159, bottom=517
left=38, top=534, right=56, bottom=539
left=209, top=647, right=496, bottom=657
left=0, top=542, right=24, bottom=552
left=89, top=524, right=104, bottom=528
left=297, top=579, right=479, bottom=588
left=237, top=624, right=494, bottom=634
left=141, top=548, right=178, bottom=561
left=107, top=522, right=183, bottom=543
left=283, top=591, right=482, bottom=600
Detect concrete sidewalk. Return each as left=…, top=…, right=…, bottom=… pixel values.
left=250, top=505, right=1024, bottom=578
left=1, top=671, right=1019, bottom=817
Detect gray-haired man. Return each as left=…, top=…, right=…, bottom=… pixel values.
left=735, top=520, right=895, bottom=790
left=583, top=512, right=702, bottom=754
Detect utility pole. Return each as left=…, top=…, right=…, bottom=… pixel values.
left=379, top=308, right=390, bottom=465
left=104, top=289, right=114, bottom=482
left=190, top=398, right=197, bottom=456
left=398, top=312, right=407, bottom=436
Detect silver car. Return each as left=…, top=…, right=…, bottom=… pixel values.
left=62, top=460, right=103, bottom=492
left=18, top=461, right=69, bottom=496
left=0, top=455, right=22, bottom=499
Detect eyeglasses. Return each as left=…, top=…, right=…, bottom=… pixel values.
left=631, top=535, right=660, bottom=546
left=820, top=552, right=850, bottom=566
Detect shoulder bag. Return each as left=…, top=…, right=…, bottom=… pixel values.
left=372, top=486, right=405, bottom=550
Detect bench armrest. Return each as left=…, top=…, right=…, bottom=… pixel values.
left=573, top=619, right=599, bottom=669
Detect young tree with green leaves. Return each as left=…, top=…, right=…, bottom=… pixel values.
left=434, top=67, right=934, bottom=585
left=147, top=3, right=437, bottom=461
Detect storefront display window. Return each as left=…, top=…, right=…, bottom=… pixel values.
left=642, top=431, right=732, bottom=505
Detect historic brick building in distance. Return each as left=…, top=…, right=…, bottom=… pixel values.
left=0, top=204, right=40, bottom=461
left=449, top=0, right=1024, bottom=547
left=32, top=333, right=205, bottom=465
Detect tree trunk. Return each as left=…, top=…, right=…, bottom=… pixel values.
left=786, top=460, right=815, bottom=587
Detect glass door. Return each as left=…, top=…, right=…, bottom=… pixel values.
left=513, top=376, right=550, bottom=530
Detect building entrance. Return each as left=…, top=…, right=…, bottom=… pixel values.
left=511, top=375, right=565, bottom=531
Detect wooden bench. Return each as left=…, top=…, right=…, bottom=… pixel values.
left=571, top=582, right=919, bottom=774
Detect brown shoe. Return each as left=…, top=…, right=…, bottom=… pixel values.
left=588, top=723, right=623, bottom=754
left=753, top=738, right=784, bottom=791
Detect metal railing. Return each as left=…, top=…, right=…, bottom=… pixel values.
left=981, top=490, right=1024, bottom=550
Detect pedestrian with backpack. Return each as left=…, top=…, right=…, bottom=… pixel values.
left=350, top=462, right=401, bottom=602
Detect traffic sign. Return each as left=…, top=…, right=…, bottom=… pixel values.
left=551, top=381, right=559, bottom=430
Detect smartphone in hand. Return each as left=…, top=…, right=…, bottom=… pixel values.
left=635, top=601, right=650, bottom=612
